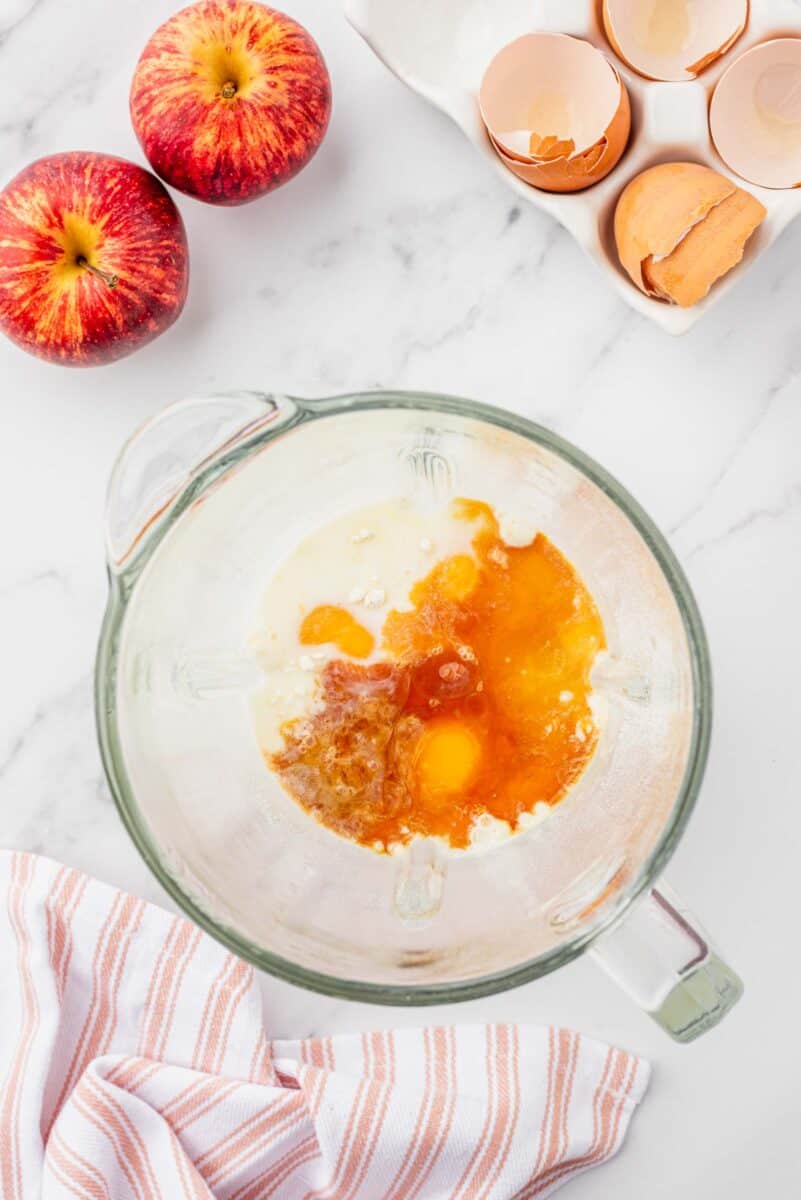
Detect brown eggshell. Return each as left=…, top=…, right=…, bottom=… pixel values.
left=479, top=34, right=631, bottom=193
left=643, top=186, right=767, bottom=305
left=710, top=37, right=801, bottom=189
left=488, top=84, right=630, bottom=193
left=603, top=0, right=749, bottom=82
left=614, top=161, right=766, bottom=306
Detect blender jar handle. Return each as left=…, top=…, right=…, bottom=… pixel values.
left=105, top=391, right=299, bottom=572
left=590, top=881, right=743, bottom=1043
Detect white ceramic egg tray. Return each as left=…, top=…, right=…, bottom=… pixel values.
left=344, top=0, right=801, bottom=334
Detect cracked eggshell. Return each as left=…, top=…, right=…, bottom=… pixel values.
left=614, top=162, right=766, bottom=307
left=479, top=34, right=631, bottom=194
left=711, top=38, right=801, bottom=189
left=603, top=0, right=748, bottom=82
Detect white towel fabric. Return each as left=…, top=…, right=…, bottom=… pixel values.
left=0, top=851, right=649, bottom=1199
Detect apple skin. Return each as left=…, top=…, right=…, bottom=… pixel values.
left=0, top=152, right=189, bottom=367
left=130, top=0, right=332, bottom=205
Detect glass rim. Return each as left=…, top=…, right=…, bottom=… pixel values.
left=95, top=389, right=712, bottom=1005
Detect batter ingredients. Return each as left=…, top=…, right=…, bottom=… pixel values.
left=264, top=498, right=605, bottom=851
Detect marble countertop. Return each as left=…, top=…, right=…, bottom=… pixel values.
left=1, top=1, right=800, bottom=1195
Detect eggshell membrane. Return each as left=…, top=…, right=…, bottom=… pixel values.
left=711, top=38, right=801, bottom=189
left=603, top=0, right=748, bottom=82
left=614, top=162, right=766, bottom=306
left=479, top=34, right=631, bottom=193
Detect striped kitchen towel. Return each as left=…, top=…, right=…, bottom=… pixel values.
left=0, top=851, right=649, bottom=1199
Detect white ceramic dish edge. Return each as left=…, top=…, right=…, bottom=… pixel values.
left=344, top=0, right=801, bottom=335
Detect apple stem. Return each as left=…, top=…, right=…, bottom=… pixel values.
left=221, top=81, right=237, bottom=99
left=77, top=256, right=118, bottom=289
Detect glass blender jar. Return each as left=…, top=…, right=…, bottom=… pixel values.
left=96, top=390, right=741, bottom=1041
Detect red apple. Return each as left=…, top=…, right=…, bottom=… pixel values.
left=0, top=152, right=189, bottom=366
left=130, top=0, right=332, bottom=205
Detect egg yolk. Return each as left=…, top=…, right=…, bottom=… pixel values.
left=414, top=719, right=484, bottom=807
left=269, top=499, right=605, bottom=850
left=300, top=605, right=374, bottom=659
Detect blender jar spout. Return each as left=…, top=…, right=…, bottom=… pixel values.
left=104, top=391, right=300, bottom=575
